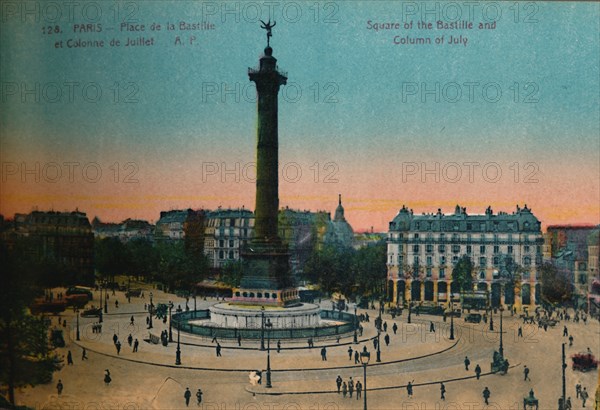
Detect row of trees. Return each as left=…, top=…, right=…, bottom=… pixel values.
left=301, top=242, right=387, bottom=300
left=95, top=237, right=209, bottom=291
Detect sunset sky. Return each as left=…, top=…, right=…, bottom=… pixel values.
left=1, top=1, right=598, bottom=231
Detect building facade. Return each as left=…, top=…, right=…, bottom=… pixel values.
left=204, top=208, right=254, bottom=269
left=387, top=204, right=543, bottom=309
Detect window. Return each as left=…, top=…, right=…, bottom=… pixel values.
left=415, top=222, right=420, bottom=230
left=440, top=233, right=446, bottom=241
left=427, top=256, right=432, bottom=266
left=493, top=256, right=499, bottom=266
left=479, top=257, right=487, bottom=267
left=479, top=271, right=485, bottom=279
left=219, top=239, right=224, bottom=248
left=219, top=250, right=224, bottom=259
left=228, top=250, right=234, bottom=259
left=493, top=245, right=500, bottom=253
left=466, top=245, right=472, bottom=254
left=452, top=255, right=459, bottom=264
left=426, top=244, right=434, bottom=253
left=439, top=268, right=446, bottom=278
left=467, top=234, right=472, bottom=242
left=494, top=234, right=499, bottom=241
left=230, top=218, right=235, bottom=227
left=440, top=256, right=446, bottom=265
left=229, top=240, right=234, bottom=248
left=480, top=245, right=486, bottom=254
left=523, top=271, right=530, bottom=280
left=467, top=223, right=472, bottom=231
left=413, top=244, right=420, bottom=253
left=524, top=245, right=530, bottom=253
left=452, top=245, right=460, bottom=254
left=426, top=268, right=432, bottom=277
left=414, top=233, right=420, bottom=239
left=508, top=245, right=513, bottom=254
left=523, top=256, right=531, bottom=266
left=413, top=256, right=420, bottom=265
left=439, top=245, right=446, bottom=253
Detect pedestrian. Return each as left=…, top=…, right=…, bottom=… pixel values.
left=566, top=397, right=572, bottom=410
left=113, top=333, right=118, bottom=345
left=440, top=382, right=446, bottom=400
left=576, top=383, right=582, bottom=398
left=393, top=322, right=398, bottom=334
left=373, top=338, right=378, bottom=350
left=82, top=347, right=88, bottom=360
left=211, top=336, right=218, bottom=344
left=569, top=335, right=574, bottom=346
left=407, top=381, right=413, bottom=397
left=196, top=388, right=203, bottom=406
left=67, top=350, right=73, bottom=365
left=384, top=333, right=390, bottom=346
left=133, top=338, right=139, bottom=352
left=524, top=365, right=530, bottom=381
left=115, top=300, right=119, bottom=308
left=277, top=340, right=281, bottom=353
left=336, top=375, right=342, bottom=393
left=56, top=379, right=63, bottom=395
left=383, top=322, right=388, bottom=332
left=146, top=316, right=149, bottom=326
left=356, top=380, right=362, bottom=399
left=348, top=346, right=353, bottom=360
left=482, top=387, right=491, bottom=405
left=130, top=315, right=134, bottom=325
left=104, top=369, right=112, bottom=386
left=430, top=321, right=435, bottom=332
left=348, top=377, right=354, bottom=398
left=475, top=364, right=481, bottom=380
left=237, top=334, right=242, bottom=347
left=184, top=387, right=192, bottom=407
left=353, top=350, right=359, bottom=364
left=518, top=326, right=523, bottom=337
left=563, top=326, right=568, bottom=337
left=127, top=333, right=133, bottom=347
left=581, top=387, right=588, bottom=407
left=321, top=346, right=327, bottom=361
left=116, top=340, right=121, bottom=355
left=63, top=320, right=67, bottom=328
left=342, top=381, right=347, bottom=398
left=216, top=343, right=222, bottom=357
left=464, top=356, right=471, bottom=371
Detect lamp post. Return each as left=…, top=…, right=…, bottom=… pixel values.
left=489, top=289, right=494, bottom=331
left=559, top=343, right=566, bottom=409
left=265, top=318, right=273, bottom=388
left=449, top=297, right=455, bottom=340
left=175, top=320, right=181, bottom=365
left=354, top=305, right=359, bottom=344
left=407, top=300, right=412, bottom=324
left=499, top=305, right=504, bottom=357
left=360, top=347, right=371, bottom=410
left=376, top=301, right=382, bottom=362
left=168, top=301, right=174, bottom=342
left=104, top=281, right=108, bottom=314
left=148, top=292, right=153, bottom=329
left=127, top=276, right=131, bottom=303
left=260, top=306, right=266, bottom=351
left=75, top=307, right=80, bottom=341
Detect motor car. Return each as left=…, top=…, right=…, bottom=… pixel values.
left=464, top=313, right=482, bottom=323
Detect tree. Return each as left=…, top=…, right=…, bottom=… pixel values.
left=0, top=239, right=62, bottom=405
left=452, top=255, right=475, bottom=293
left=155, top=241, right=208, bottom=292
left=95, top=237, right=129, bottom=283
left=220, top=261, right=243, bottom=288
left=539, top=261, right=574, bottom=305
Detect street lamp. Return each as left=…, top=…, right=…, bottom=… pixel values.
left=354, top=305, right=358, bottom=344
left=260, top=306, right=266, bottom=351
left=75, top=307, right=80, bottom=341
left=175, top=320, right=181, bottom=365
left=449, top=297, right=455, bottom=340
left=376, top=301, right=382, bottom=362
left=265, top=318, right=273, bottom=388
left=148, top=292, right=154, bottom=329
left=499, top=305, right=504, bottom=357
left=558, top=343, right=567, bottom=409
left=407, top=300, right=412, bottom=324
left=104, top=281, right=108, bottom=314
left=360, top=347, right=371, bottom=410
left=168, top=301, right=174, bottom=342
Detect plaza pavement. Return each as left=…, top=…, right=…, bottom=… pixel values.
left=14, top=287, right=600, bottom=410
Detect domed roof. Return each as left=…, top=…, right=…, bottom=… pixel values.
left=324, top=195, right=353, bottom=247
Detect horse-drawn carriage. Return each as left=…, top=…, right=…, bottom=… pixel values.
left=571, top=352, right=598, bottom=372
